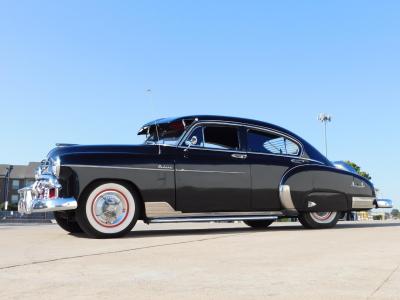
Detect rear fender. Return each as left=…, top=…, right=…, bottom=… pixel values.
left=280, top=164, right=375, bottom=212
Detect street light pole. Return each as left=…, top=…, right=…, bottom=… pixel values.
left=318, top=113, right=332, bottom=158
left=3, top=165, right=13, bottom=211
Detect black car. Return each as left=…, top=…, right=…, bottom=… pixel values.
left=18, top=115, right=392, bottom=238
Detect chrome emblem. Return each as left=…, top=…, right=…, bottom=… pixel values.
left=308, top=201, right=317, bottom=208
left=158, top=164, right=173, bottom=170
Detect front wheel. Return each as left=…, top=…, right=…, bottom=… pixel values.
left=54, top=211, right=83, bottom=233
left=298, top=211, right=340, bottom=229
left=76, top=182, right=140, bottom=238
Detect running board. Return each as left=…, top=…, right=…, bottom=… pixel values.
left=147, top=215, right=279, bottom=224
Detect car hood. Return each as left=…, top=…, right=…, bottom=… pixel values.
left=47, top=144, right=157, bottom=161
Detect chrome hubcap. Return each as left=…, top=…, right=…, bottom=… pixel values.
left=93, top=191, right=128, bottom=227
left=312, top=212, right=332, bottom=220
left=310, top=211, right=336, bottom=223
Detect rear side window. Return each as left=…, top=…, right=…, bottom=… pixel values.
left=247, top=129, right=300, bottom=156
left=203, top=126, right=240, bottom=150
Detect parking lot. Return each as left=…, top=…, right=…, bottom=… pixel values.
left=1, top=221, right=400, bottom=300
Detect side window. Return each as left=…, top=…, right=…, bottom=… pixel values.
left=11, top=194, right=19, bottom=203
left=184, top=126, right=204, bottom=148
left=12, top=180, right=20, bottom=190
left=247, top=130, right=300, bottom=156
left=203, top=126, right=240, bottom=150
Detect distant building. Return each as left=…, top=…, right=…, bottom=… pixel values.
left=0, top=162, right=39, bottom=210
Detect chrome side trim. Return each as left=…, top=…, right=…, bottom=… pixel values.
left=179, top=146, right=324, bottom=164
left=352, top=197, right=375, bottom=209
left=246, top=151, right=324, bottom=164
left=63, top=164, right=174, bottom=172
left=145, top=202, right=182, bottom=218
left=148, top=215, right=278, bottom=224
left=279, top=185, right=297, bottom=212
left=279, top=163, right=370, bottom=188
left=144, top=201, right=284, bottom=218
left=175, top=169, right=246, bottom=174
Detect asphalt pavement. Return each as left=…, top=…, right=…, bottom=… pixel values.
left=1, top=220, right=399, bottom=300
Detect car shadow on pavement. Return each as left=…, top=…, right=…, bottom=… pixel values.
left=69, top=222, right=400, bottom=239
left=335, top=222, right=400, bottom=229
left=123, top=227, right=255, bottom=239
left=125, top=222, right=400, bottom=238
left=121, top=223, right=308, bottom=239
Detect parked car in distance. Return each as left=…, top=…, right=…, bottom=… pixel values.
left=18, top=115, right=392, bottom=238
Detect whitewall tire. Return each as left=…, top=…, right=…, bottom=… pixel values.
left=76, top=182, right=140, bottom=238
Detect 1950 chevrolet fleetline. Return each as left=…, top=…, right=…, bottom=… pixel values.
left=18, top=115, right=392, bottom=238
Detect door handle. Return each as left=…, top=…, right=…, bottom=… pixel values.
left=291, top=158, right=306, bottom=164
left=231, top=153, right=247, bottom=159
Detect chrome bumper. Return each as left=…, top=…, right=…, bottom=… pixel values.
left=18, top=186, right=77, bottom=214
left=352, top=197, right=375, bottom=209
left=18, top=170, right=78, bottom=216
left=351, top=197, right=393, bottom=210
left=375, top=199, right=393, bottom=209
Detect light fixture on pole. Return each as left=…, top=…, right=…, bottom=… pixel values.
left=318, top=113, right=332, bottom=158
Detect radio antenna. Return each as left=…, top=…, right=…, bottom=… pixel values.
left=146, top=89, right=161, bottom=154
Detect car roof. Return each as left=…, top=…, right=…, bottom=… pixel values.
left=140, top=115, right=331, bottom=166
left=142, top=115, right=300, bottom=139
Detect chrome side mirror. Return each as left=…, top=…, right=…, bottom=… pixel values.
left=190, top=136, right=198, bottom=146
left=184, top=135, right=198, bottom=151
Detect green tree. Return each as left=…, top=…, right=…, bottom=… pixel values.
left=344, top=160, right=372, bottom=180
left=391, top=209, right=400, bottom=219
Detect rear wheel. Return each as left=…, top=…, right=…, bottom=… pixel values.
left=76, top=182, right=140, bottom=239
left=244, top=219, right=275, bottom=229
left=54, top=211, right=83, bottom=233
left=298, top=211, right=340, bottom=229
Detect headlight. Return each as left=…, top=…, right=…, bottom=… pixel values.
left=36, top=157, right=61, bottom=178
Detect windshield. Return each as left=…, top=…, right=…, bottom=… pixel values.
left=141, top=123, right=186, bottom=146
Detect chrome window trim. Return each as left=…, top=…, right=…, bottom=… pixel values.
left=177, top=145, right=248, bottom=154
left=245, top=126, right=302, bottom=157
left=180, top=122, right=242, bottom=152
left=183, top=125, right=205, bottom=149
left=178, top=121, right=243, bottom=149
left=177, top=120, right=308, bottom=159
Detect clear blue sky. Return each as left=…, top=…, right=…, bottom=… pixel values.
left=0, top=1, right=399, bottom=207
